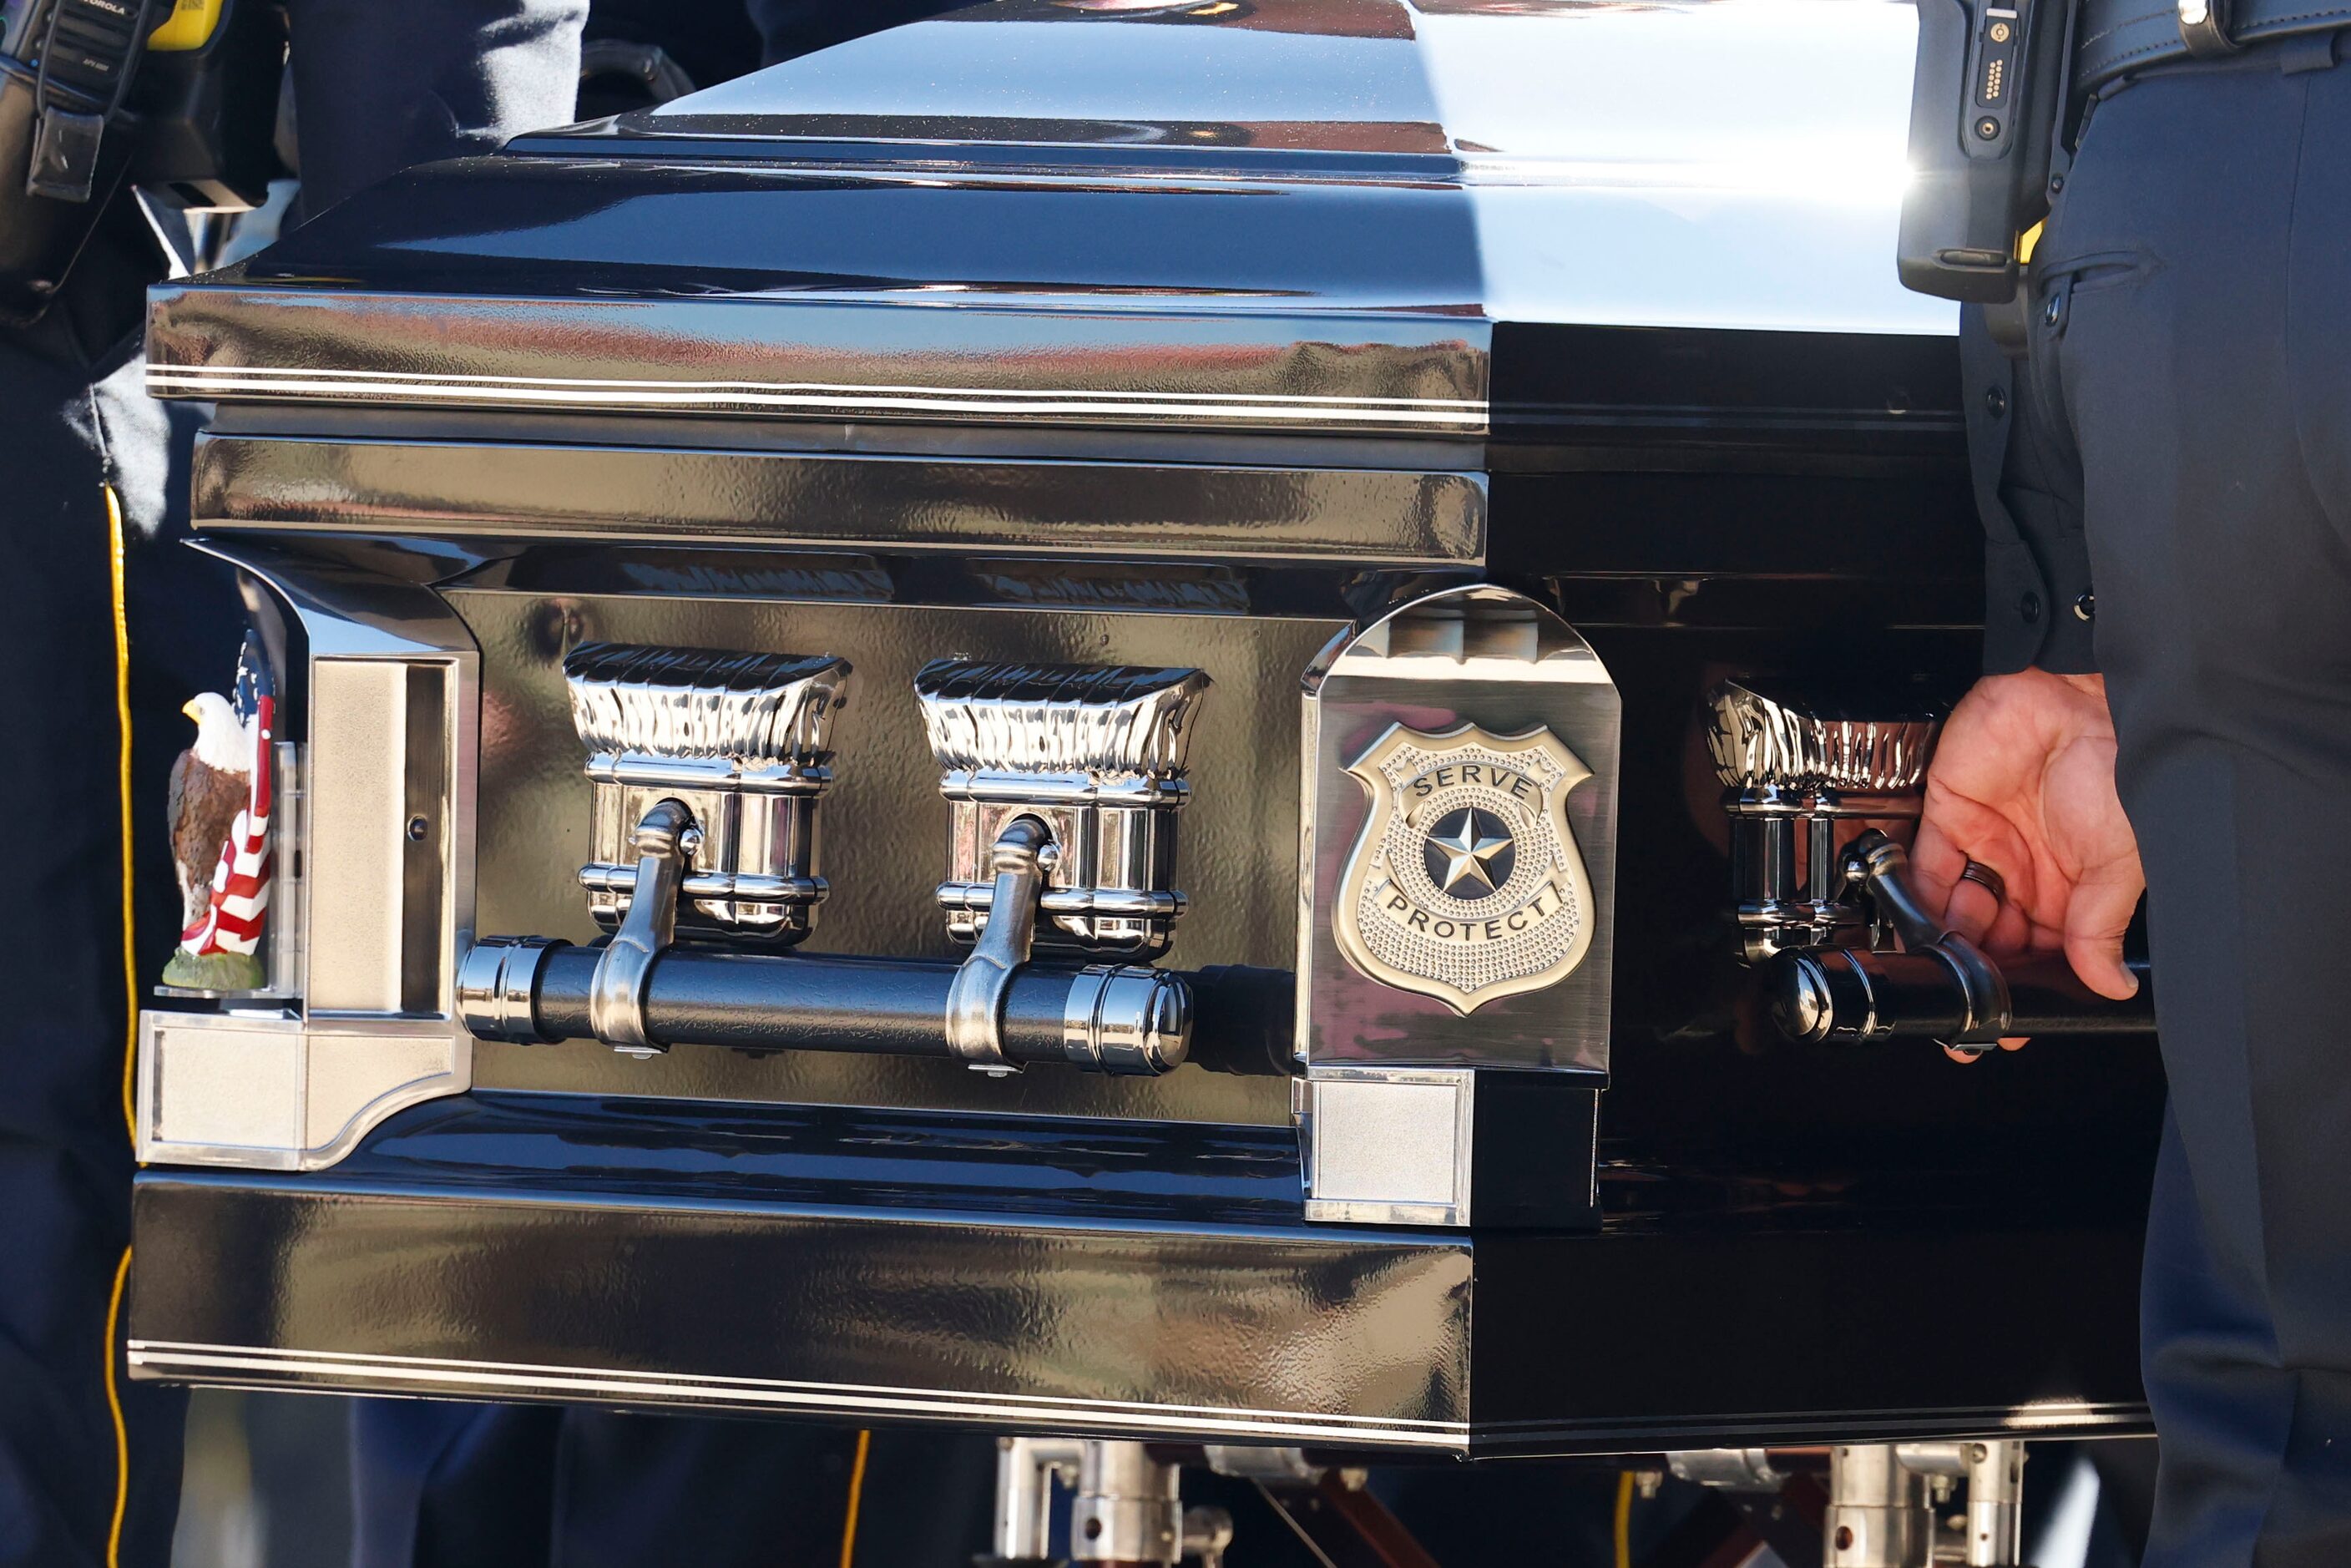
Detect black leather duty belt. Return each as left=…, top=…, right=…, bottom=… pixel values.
left=2077, top=0, right=2351, bottom=94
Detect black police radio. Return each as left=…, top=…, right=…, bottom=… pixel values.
left=1898, top=0, right=2076, bottom=304
left=1, top=0, right=282, bottom=323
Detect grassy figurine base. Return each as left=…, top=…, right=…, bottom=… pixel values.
left=160, top=949, right=266, bottom=993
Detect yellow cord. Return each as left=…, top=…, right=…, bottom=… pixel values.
left=1614, top=1469, right=1635, bottom=1568
left=108, top=483, right=137, bottom=1146
left=104, top=1247, right=132, bottom=1567
left=837, top=1429, right=872, bottom=1568
left=105, top=482, right=139, bottom=1568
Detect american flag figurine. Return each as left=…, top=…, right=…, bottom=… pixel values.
left=161, top=634, right=276, bottom=992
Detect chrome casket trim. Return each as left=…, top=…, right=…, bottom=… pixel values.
left=137, top=542, right=479, bottom=1172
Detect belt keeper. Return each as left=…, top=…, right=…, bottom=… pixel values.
left=2177, top=0, right=2242, bottom=57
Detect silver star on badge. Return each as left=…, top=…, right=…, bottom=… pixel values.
left=1429, top=813, right=1512, bottom=895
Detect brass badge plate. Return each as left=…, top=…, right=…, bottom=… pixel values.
left=1333, top=723, right=1594, bottom=1014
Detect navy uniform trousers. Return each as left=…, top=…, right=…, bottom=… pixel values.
left=0, top=3, right=584, bottom=1565
left=0, top=205, right=225, bottom=1568
left=1982, top=34, right=2351, bottom=1565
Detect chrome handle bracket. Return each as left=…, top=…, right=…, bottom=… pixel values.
left=567, top=643, right=849, bottom=948
left=589, top=797, right=695, bottom=1059
left=1758, top=829, right=2021, bottom=1052
left=918, top=659, right=1207, bottom=958
left=1841, top=831, right=2010, bottom=1049
left=945, top=814, right=1054, bottom=1075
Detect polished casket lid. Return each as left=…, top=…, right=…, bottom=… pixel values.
left=145, top=0, right=1952, bottom=447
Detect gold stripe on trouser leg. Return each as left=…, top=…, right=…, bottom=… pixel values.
left=837, top=1429, right=872, bottom=1567
left=104, top=482, right=137, bottom=1567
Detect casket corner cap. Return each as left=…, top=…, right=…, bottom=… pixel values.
left=1317, top=584, right=1615, bottom=688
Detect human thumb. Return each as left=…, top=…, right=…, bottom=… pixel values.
left=2065, top=861, right=2146, bottom=1000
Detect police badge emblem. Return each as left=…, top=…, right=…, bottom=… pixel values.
left=1332, top=722, right=1595, bottom=1014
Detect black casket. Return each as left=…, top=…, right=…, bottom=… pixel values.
left=128, top=1, right=2162, bottom=1557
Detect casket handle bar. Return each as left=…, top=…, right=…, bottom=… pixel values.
left=1766, top=829, right=2153, bottom=1051
left=458, top=804, right=1201, bottom=1076
left=1707, top=680, right=2152, bottom=1050
left=458, top=937, right=1201, bottom=1075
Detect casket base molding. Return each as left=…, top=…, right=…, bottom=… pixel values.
left=126, top=1091, right=2150, bottom=1459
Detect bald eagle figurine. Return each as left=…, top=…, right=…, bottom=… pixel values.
left=169, top=695, right=253, bottom=917
left=161, top=650, right=276, bottom=990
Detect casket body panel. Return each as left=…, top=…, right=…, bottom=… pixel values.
left=129, top=0, right=2165, bottom=1455
left=131, top=1092, right=2149, bottom=1456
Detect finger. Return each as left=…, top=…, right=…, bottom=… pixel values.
left=1919, top=808, right=2040, bottom=931
left=1943, top=877, right=2000, bottom=944
left=1986, top=893, right=2035, bottom=956
left=1945, top=1036, right=2030, bottom=1063
left=1909, top=818, right=1967, bottom=913
left=2065, top=861, right=2147, bottom=1001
